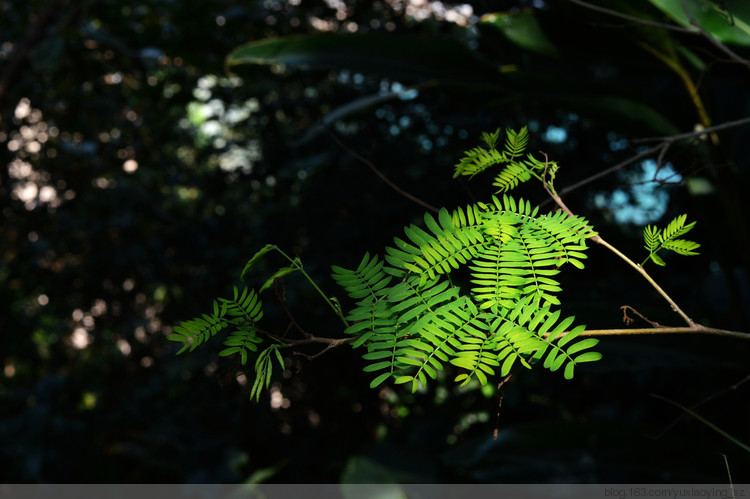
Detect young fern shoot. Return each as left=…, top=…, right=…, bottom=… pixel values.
left=642, top=214, right=701, bottom=267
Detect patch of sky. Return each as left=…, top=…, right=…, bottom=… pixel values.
left=594, top=159, right=683, bottom=225
left=418, top=134, right=433, bottom=152
left=607, top=131, right=629, bottom=152
left=391, top=82, right=418, bottom=100
left=542, top=125, right=567, bottom=144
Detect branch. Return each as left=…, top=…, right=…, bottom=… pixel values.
left=633, top=115, right=750, bottom=144
left=655, top=373, right=750, bottom=438
left=577, top=326, right=748, bottom=340
left=551, top=115, right=750, bottom=201
left=548, top=144, right=663, bottom=202
left=566, top=0, right=695, bottom=33
left=541, top=153, right=697, bottom=327
left=326, top=128, right=439, bottom=214
left=262, top=327, right=355, bottom=349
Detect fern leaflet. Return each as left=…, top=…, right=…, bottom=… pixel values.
left=642, top=214, right=700, bottom=266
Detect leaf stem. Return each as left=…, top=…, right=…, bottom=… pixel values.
left=272, top=246, right=350, bottom=327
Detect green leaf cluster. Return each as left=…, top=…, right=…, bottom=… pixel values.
left=171, top=245, right=298, bottom=401
left=169, top=285, right=265, bottom=362
left=453, top=127, right=557, bottom=192
left=333, top=131, right=602, bottom=392
left=642, top=214, right=700, bottom=266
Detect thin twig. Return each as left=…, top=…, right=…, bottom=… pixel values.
left=273, top=278, right=313, bottom=339
left=292, top=340, right=348, bottom=360
left=655, top=373, right=750, bottom=438
left=566, top=0, right=695, bottom=33
left=633, top=116, right=750, bottom=144
left=264, top=328, right=356, bottom=348
left=621, top=305, right=662, bottom=327
left=326, top=128, right=439, bottom=214
left=546, top=144, right=664, bottom=203
left=493, top=374, right=513, bottom=441
left=652, top=394, right=750, bottom=452
left=551, top=115, right=750, bottom=201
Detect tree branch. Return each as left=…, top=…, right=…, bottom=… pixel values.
left=576, top=326, right=747, bottom=340
left=633, top=115, right=750, bottom=144
left=542, top=154, right=698, bottom=327
left=550, top=115, right=750, bottom=201
left=566, top=0, right=695, bottom=33
left=326, top=128, right=439, bottom=214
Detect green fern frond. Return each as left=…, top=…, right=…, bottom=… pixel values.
left=453, top=146, right=506, bottom=178
left=492, top=163, right=531, bottom=192
left=332, top=252, right=392, bottom=300
left=521, top=210, right=592, bottom=269
left=169, top=312, right=227, bottom=354
left=492, top=162, right=534, bottom=193
left=259, top=260, right=300, bottom=293
left=344, top=298, right=395, bottom=348
left=450, top=204, right=483, bottom=229
left=384, top=208, right=486, bottom=286
left=332, top=253, right=397, bottom=350
left=169, top=287, right=263, bottom=363
left=495, top=300, right=601, bottom=380
left=220, top=286, right=263, bottom=322
left=542, top=322, right=602, bottom=380
left=169, top=297, right=231, bottom=354
left=662, top=238, right=700, bottom=255
left=241, top=243, right=277, bottom=282
left=480, top=128, right=501, bottom=149
left=502, top=126, right=529, bottom=161
left=392, top=295, right=483, bottom=392
left=481, top=194, right=537, bottom=219
left=642, top=214, right=700, bottom=266
left=250, top=344, right=285, bottom=402
left=220, top=329, right=263, bottom=365
left=643, top=225, right=661, bottom=253
left=492, top=319, right=544, bottom=377
left=663, top=214, right=696, bottom=241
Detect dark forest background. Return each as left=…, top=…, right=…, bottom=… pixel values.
left=1, top=0, right=749, bottom=483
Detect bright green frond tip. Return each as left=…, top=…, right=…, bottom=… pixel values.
left=454, top=127, right=533, bottom=179
left=480, top=128, right=501, bottom=149
left=642, top=214, right=700, bottom=267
